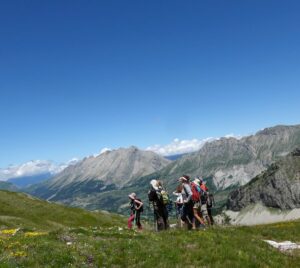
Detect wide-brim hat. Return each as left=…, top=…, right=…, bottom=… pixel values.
left=179, top=176, right=189, bottom=182
left=150, top=179, right=158, bottom=190
left=193, top=178, right=200, bottom=186
left=128, top=193, right=136, bottom=200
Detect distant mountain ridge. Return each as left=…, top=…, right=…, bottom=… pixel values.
left=8, top=172, right=53, bottom=188
left=28, top=146, right=171, bottom=202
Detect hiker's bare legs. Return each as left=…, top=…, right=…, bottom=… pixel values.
left=193, top=208, right=205, bottom=228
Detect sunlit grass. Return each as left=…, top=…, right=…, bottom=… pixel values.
left=1, top=190, right=300, bottom=267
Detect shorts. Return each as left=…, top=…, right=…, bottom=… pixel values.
left=193, top=201, right=201, bottom=209
left=201, top=203, right=208, bottom=217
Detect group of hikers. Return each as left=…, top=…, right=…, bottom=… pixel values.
left=128, top=175, right=215, bottom=231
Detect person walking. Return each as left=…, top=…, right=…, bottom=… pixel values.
left=179, top=175, right=194, bottom=230
left=199, top=178, right=211, bottom=225
left=190, top=178, right=206, bottom=229
left=148, top=179, right=168, bottom=231
left=157, top=180, right=170, bottom=228
left=173, top=185, right=184, bottom=228
left=128, top=193, right=143, bottom=230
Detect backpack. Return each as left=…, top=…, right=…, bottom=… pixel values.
left=148, top=188, right=157, bottom=202
left=160, top=189, right=170, bottom=205
left=206, top=194, right=213, bottom=208
left=200, top=189, right=208, bottom=204
left=135, top=198, right=144, bottom=213
left=190, top=182, right=200, bottom=202
left=153, top=188, right=169, bottom=205
left=130, top=200, right=135, bottom=211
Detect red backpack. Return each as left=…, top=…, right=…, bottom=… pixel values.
left=190, top=182, right=200, bottom=202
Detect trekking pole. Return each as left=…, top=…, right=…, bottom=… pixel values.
left=133, top=211, right=136, bottom=229
left=146, top=202, right=149, bottom=227
left=148, top=200, right=152, bottom=230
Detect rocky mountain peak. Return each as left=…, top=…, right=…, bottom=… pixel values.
left=227, top=149, right=300, bottom=211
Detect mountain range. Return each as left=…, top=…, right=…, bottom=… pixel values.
left=26, top=124, right=300, bottom=214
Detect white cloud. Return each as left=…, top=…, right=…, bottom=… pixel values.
left=100, top=147, right=111, bottom=154
left=223, top=133, right=243, bottom=140
left=92, top=148, right=112, bottom=157
left=146, top=137, right=215, bottom=156
left=146, top=134, right=244, bottom=156
left=0, top=158, right=79, bottom=181
left=56, top=158, right=80, bottom=171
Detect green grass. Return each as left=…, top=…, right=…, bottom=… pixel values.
left=1, top=222, right=300, bottom=267
left=0, top=190, right=123, bottom=230
left=1, top=190, right=300, bottom=267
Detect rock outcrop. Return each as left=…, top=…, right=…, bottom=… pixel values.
left=227, top=149, right=300, bottom=211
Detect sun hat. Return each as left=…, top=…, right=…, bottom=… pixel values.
left=193, top=178, right=201, bottom=186
left=128, top=193, right=136, bottom=200
left=179, top=175, right=190, bottom=182
left=150, top=179, right=158, bottom=190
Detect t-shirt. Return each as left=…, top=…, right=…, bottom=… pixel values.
left=173, top=192, right=183, bottom=204
left=181, top=183, right=192, bottom=203
left=176, top=194, right=183, bottom=204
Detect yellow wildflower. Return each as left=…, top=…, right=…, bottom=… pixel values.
left=24, top=231, right=47, bottom=237
left=10, top=251, right=27, bottom=258
left=0, top=228, right=20, bottom=236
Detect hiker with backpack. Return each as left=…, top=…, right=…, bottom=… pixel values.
left=157, top=180, right=170, bottom=228
left=148, top=179, right=169, bottom=231
left=199, top=178, right=211, bottom=225
left=190, top=178, right=206, bottom=229
left=179, top=175, right=194, bottom=230
left=128, top=193, right=143, bottom=230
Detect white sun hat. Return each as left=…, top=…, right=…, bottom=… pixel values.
left=150, top=179, right=158, bottom=190
left=128, top=193, right=136, bottom=200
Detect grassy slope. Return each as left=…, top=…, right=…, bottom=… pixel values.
left=1, top=190, right=300, bottom=267
left=0, top=190, right=123, bottom=230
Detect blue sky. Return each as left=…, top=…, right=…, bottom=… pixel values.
left=1, top=0, right=300, bottom=167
